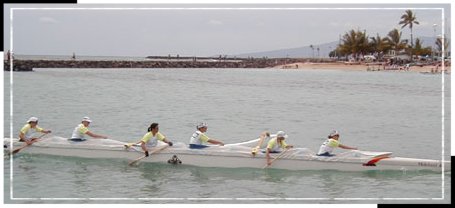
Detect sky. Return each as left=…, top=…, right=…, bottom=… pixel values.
left=3, top=3, right=451, bottom=57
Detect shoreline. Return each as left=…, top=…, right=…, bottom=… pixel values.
left=275, top=62, right=451, bottom=73
left=4, top=59, right=451, bottom=73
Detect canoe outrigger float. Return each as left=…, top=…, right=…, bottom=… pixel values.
left=3, top=137, right=450, bottom=172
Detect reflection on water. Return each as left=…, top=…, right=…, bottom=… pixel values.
left=4, top=154, right=451, bottom=202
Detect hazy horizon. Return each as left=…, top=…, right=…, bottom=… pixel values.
left=3, top=4, right=451, bottom=57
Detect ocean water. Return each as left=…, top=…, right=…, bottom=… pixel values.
left=2, top=68, right=451, bottom=203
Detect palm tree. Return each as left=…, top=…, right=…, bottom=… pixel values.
left=338, top=29, right=369, bottom=61
left=310, top=45, right=314, bottom=58
left=386, top=28, right=408, bottom=52
left=412, top=38, right=432, bottom=57
left=399, top=10, right=419, bottom=61
left=370, top=33, right=390, bottom=61
left=399, top=10, right=419, bottom=48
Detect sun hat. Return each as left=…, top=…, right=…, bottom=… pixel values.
left=329, top=130, right=339, bottom=137
left=27, top=117, right=38, bottom=123
left=196, top=122, right=208, bottom=129
left=276, top=131, right=288, bottom=139
left=82, top=117, right=92, bottom=123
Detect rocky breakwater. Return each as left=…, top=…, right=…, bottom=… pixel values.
left=4, top=58, right=296, bottom=71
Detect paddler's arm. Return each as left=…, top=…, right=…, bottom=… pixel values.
left=18, top=132, right=26, bottom=141
left=257, top=131, right=270, bottom=148
left=208, top=139, right=224, bottom=146
left=260, top=131, right=270, bottom=138
left=39, top=128, right=52, bottom=134
left=86, top=131, right=108, bottom=139
left=140, top=141, right=149, bottom=157
left=339, top=144, right=357, bottom=150
left=282, top=140, right=293, bottom=149
left=162, top=138, right=173, bottom=146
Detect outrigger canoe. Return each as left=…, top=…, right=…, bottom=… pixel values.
left=3, top=137, right=450, bottom=172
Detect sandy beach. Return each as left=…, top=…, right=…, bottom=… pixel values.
left=276, top=62, right=451, bottom=73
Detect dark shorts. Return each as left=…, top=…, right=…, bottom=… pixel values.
left=261, top=150, right=281, bottom=153
left=189, top=144, right=209, bottom=149
left=69, top=138, right=87, bottom=142
left=317, top=152, right=335, bottom=157
left=19, top=138, right=37, bottom=142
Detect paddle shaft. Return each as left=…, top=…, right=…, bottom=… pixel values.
left=262, top=148, right=289, bottom=169
left=12, top=133, right=48, bottom=155
left=128, top=144, right=169, bottom=166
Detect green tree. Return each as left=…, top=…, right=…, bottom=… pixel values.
left=399, top=10, right=419, bottom=48
left=338, top=29, right=369, bottom=60
left=386, top=28, right=408, bottom=51
left=370, top=33, right=390, bottom=60
left=399, top=10, right=419, bottom=61
left=412, top=38, right=432, bottom=56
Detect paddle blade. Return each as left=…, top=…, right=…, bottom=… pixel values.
left=11, top=145, right=27, bottom=155
left=128, top=155, right=146, bottom=166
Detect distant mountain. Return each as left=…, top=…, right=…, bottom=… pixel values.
left=233, top=36, right=441, bottom=58
left=234, top=41, right=339, bottom=58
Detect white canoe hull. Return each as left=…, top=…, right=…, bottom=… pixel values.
left=4, top=137, right=450, bottom=172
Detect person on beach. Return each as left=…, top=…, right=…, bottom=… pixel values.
left=317, top=130, right=357, bottom=156
left=70, top=117, right=107, bottom=141
left=189, top=122, right=224, bottom=149
left=125, top=123, right=173, bottom=157
left=19, top=117, right=52, bottom=145
left=265, top=131, right=294, bottom=166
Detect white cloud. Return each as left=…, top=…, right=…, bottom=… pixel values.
left=39, top=17, right=59, bottom=24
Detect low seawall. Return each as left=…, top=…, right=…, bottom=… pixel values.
left=3, top=58, right=308, bottom=71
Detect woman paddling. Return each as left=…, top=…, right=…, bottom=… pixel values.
left=317, top=130, right=357, bottom=156
left=19, top=117, right=52, bottom=145
left=265, top=131, right=294, bottom=166
left=126, top=123, right=173, bottom=157
left=189, top=122, right=224, bottom=149
left=70, top=117, right=108, bottom=141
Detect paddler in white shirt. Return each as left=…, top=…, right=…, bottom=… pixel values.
left=189, top=122, right=224, bottom=149
left=265, top=131, right=294, bottom=166
left=70, top=117, right=108, bottom=141
left=317, top=130, right=357, bottom=156
left=19, top=117, right=52, bottom=145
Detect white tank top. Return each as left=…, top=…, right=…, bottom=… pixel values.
left=189, top=130, right=203, bottom=145
left=71, top=124, right=88, bottom=139
left=317, top=139, right=340, bottom=155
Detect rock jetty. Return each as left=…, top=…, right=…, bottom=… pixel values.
left=4, top=57, right=310, bottom=71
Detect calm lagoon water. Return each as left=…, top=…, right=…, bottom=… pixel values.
left=3, top=68, right=451, bottom=203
